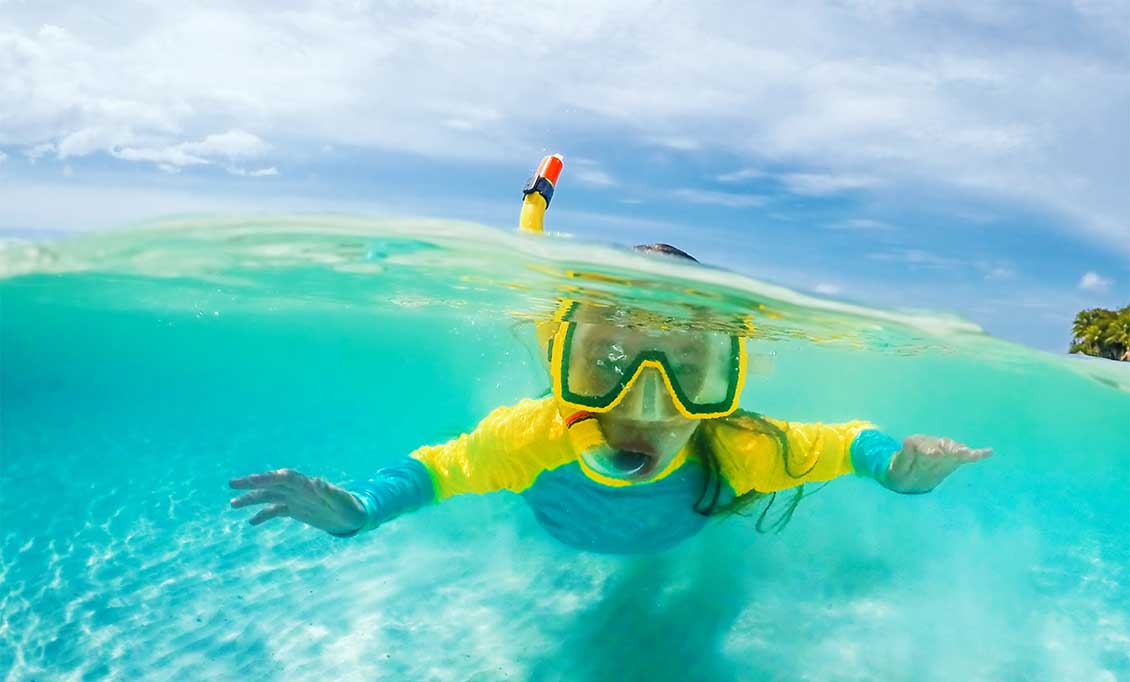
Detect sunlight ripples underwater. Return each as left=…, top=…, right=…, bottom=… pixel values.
left=2, top=217, right=1127, bottom=681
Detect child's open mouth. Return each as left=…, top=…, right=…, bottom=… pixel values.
left=581, top=436, right=661, bottom=480
left=607, top=449, right=657, bottom=477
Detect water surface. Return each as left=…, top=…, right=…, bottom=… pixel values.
left=2, top=217, right=1127, bottom=681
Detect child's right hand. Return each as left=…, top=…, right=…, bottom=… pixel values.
left=229, top=469, right=366, bottom=535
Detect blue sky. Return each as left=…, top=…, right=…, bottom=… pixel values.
left=0, top=1, right=1126, bottom=352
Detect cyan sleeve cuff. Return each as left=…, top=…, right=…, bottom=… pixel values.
left=851, top=429, right=902, bottom=486
left=329, top=458, right=435, bottom=538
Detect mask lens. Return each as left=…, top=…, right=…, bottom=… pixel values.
left=561, top=321, right=737, bottom=412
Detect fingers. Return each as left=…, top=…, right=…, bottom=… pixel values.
left=230, top=489, right=284, bottom=509
left=903, top=436, right=993, bottom=462
left=249, top=504, right=290, bottom=526
left=229, top=469, right=305, bottom=490
left=937, top=442, right=993, bottom=463
left=958, top=447, right=993, bottom=462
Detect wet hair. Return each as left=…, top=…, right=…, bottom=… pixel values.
left=691, top=412, right=815, bottom=532
left=633, top=243, right=700, bottom=262
left=634, top=242, right=808, bottom=531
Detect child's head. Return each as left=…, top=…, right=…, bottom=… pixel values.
left=632, top=243, right=699, bottom=262
left=550, top=244, right=746, bottom=481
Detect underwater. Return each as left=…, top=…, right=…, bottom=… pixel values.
left=2, top=208, right=1128, bottom=681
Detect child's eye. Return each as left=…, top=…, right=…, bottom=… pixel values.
left=595, top=356, right=623, bottom=371
left=588, top=344, right=623, bottom=361
left=675, top=365, right=708, bottom=389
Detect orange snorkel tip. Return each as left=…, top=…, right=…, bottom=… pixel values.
left=537, top=153, right=565, bottom=186
left=523, top=153, right=565, bottom=209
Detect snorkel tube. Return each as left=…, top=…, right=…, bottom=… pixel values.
left=519, top=154, right=630, bottom=482
left=519, top=153, right=564, bottom=235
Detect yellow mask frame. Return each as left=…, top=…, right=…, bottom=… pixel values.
left=546, top=308, right=748, bottom=420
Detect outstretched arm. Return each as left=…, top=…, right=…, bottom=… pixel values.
left=229, top=459, right=434, bottom=537
left=228, top=397, right=573, bottom=536
left=851, top=430, right=992, bottom=493
left=331, top=458, right=436, bottom=536
left=711, top=416, right=992, bottom=496
left=708, top=417, right=875, bottom=494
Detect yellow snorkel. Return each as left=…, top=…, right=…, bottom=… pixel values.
left=519, top=153, right=564, bottom=235
left=518, top=154, right=622, bottom=478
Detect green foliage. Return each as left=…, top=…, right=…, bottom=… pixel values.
left=1070, top=305, right=1130, bottom=361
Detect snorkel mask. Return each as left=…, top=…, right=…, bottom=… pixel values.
left=548, top=301, right=746, bottom=420
left=519, top=155, right=749, bottom=482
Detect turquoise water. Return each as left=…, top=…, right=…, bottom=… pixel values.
left=2, top=217, right=1128, bottom=681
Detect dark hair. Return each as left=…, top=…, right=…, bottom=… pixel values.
left=687, top=412, right=817, bottom=532
left=633, top=243, right=700, bottom=262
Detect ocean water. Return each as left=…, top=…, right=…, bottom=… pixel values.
left=2, top=216, right=1127, bottom=682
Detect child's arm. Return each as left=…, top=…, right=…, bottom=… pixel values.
left=709, top=417, right=873, bottom=494
left=329, top=458, right=435, bottom=537
left=708, top=417, right=990, bottom=495
left=847, top=429, right=992, bottom=493
left=229, top=460, right=437, bottom=538
left=334, top=396, right=575, bottom=536
left=877, top=435, right=992, bottom=494
left=229, top=397, right=571, bottom=536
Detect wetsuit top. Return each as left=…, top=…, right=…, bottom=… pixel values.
left=336, top=397, right=901, bottom=553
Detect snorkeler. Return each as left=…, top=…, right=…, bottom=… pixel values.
left=229, top=155, right=992, bottom=553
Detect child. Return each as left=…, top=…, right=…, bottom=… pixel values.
left=229, top=159, right=991, bottom=554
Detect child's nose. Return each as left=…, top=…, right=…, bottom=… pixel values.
left=621, top=368, right=677, bottom=421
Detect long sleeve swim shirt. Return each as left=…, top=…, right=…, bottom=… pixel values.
left=338, top=396, right=902, bottom=553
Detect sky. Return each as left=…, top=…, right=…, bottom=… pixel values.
left=0, top=1, right=1127, bottom=352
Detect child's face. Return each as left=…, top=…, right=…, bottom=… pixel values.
left=572, top=321, right=732, bottom=481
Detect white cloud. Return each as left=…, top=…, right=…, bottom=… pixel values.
left=24, top=144, right=54, bottom=163
left=0, top=151, right=6, bottom=165
left=574, top=168, right=616, bottom=188
left=716, top=168, right=765, bottom=183
left=870, top=249, right=960, bottom=270
left=650, top=137, right=701, bottom=151
left=111, top=145, right=209, bottom=167
left=781, top=172, right=883, bottom=196
left=0, top=181, right=390, bottom=233
left=110, top=129, right=268, bottom=169
left=825, top=218, right=897, bottom=231
left=181, top=130, right=269, bottom=160
left=1077, top=271, right=1112, bottom=292
left=979, top=262, right=1016, bottom=280
left=813, top=283, right=841, bottom=295
left=226, top=166, right=279, bottom=177
left=57, top=127, right=134, bottom=159
left=871, top=249, right=1018, bottom=280
left=672, top=188, right=764, bottom=208
left=0, top=3, right=1125, bottom=247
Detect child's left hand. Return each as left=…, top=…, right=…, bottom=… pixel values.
left=885, top=435, right=993, bottom=494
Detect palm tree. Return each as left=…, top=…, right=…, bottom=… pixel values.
left=1070, top=305, right=1130, bottom=360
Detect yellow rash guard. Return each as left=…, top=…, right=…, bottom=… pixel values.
left=339, top=397, right=903, bottom=553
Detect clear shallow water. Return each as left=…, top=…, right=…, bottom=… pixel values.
left=2, top=217, right=1128, bottom=682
